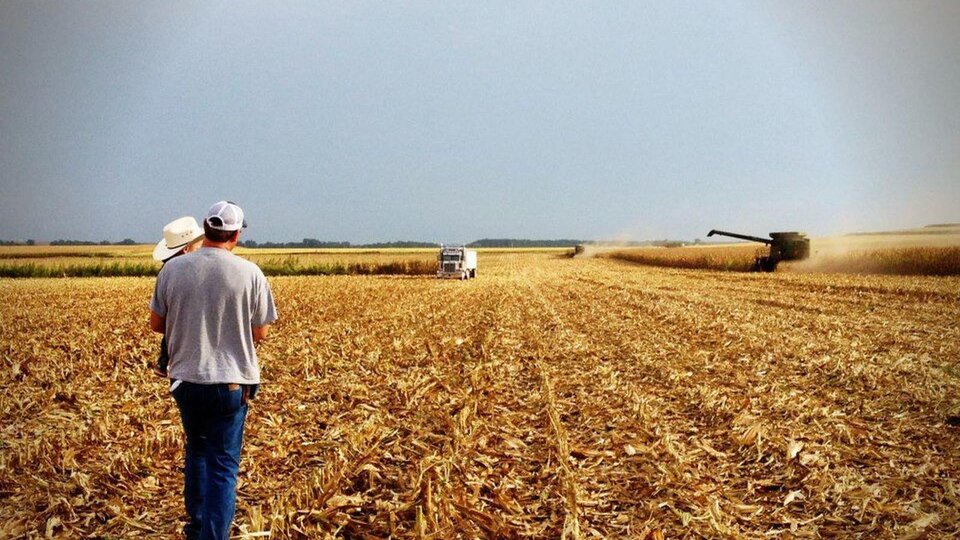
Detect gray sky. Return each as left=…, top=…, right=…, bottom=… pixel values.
left=1, top=1, right=958, bottom=244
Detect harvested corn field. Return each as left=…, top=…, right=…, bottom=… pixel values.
left=2, top=252, right=959, bottom=538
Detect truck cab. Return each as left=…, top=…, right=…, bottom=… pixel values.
left=437, top=246, right=477, bottom=279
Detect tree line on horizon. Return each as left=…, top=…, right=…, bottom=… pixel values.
left=242, top=238, right=590, bottom=248
left=0, top=239, right=137, bottom=246
left=0, top=237, right=701, bottom=249
left=466, top=238, right=585, bottom=248
left=237, top=239, right=439, bottom=249
left=1, top=238, right=596, bottom=248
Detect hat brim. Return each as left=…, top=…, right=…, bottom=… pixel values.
left=152, top=232, right=204, bottom=262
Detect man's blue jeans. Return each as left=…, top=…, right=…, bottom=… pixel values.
left=173, top=381, right=247, bottom=540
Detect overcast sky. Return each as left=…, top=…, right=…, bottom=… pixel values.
left=1, top=1, right=958, bottom=244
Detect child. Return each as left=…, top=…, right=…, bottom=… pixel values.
left=151, top=217, right=204, bottom=377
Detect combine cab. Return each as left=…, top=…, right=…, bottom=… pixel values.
left=707, top=229, right=810, bottom=272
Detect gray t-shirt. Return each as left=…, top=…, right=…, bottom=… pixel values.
left=149, top=247, right=277, bottom=384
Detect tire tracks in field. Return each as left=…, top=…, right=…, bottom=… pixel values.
left=526, top=266, right=737, bottom=537
left=442, top=263, right=587, bottom=538
left=535, top=259, right=960, bottom=537
left=396, top=278, right=562, bottom=538
left=498, top=255, right=658, bottom=537
left=360, top=276, right=546, bottom=538
left=324, top=270, right=573, bottom=537
left=523, top=282, right=587, bottom=539
left=576, top=262, right=960, bottom=420
left=538, top=264, right=800, bottom=536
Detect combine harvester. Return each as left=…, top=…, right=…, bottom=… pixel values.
left=436, top=245, right=477, bottom=280
left=707, top=229, right=810, bottom=272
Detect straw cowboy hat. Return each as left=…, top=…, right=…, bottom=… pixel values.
left=153, top=216, right=204, bottom=262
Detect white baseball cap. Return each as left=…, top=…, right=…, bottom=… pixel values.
left=205, top=201, right=247, bottom=232
left=153, top=216, right=204, bottom=261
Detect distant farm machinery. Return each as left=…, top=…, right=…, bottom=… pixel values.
left=707, top=229, right=810, bottom=272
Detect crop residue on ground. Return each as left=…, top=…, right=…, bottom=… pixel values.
left=1, top=251, right=959, bottom=538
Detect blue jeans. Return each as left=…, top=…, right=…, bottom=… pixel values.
left=173, top=381, right=247, bottom=540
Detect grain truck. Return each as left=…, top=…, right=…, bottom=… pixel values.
left=437, top=246, right=477, bottom=279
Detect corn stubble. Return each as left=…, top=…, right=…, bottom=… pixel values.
left=1, top=252, right=959, bottom=538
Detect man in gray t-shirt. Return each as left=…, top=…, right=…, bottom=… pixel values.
left=149, top=201, right=277, bottom=540
left=150, top=246, right=276, bottom=384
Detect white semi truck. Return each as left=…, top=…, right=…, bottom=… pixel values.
left=437, top=246, right=477, bottom=279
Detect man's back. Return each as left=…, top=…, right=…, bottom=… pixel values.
left=150, top=247, right=277, bottom=384
left=151, top=201, right=274, bottom=540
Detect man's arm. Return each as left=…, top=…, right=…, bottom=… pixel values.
left=150, top=310, right=166, bottom=334
left=252, top=324, right=271, bottom=343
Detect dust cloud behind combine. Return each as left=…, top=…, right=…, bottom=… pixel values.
left=784, top=225, right=960, bottom=275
